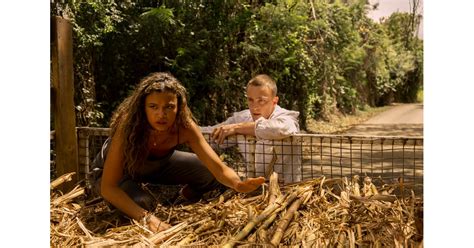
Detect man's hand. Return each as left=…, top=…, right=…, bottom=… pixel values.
left=211, top=124, right=238, bottom=145
left=148, top=215, right=171, bottom=233
left=234, top=177, right=265, bottom=193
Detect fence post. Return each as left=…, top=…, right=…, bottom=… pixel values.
left=51, top=16, right=78, bottom=191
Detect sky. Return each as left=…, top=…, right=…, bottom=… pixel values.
left=368, top=0, right=423, bottom=38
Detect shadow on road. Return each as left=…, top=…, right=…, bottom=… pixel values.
left=344, top=124, right=423, bottom=137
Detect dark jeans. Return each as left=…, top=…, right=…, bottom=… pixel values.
left=91, top=139, right=222, bottom=211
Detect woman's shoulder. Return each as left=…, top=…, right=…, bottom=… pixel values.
left=177, top=120, right=200, bottom=143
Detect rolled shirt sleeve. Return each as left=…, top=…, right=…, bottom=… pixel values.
left=254, top=106, right=300, bottom=140
left=201, top=106, right=300, bottom=140
left=200, top=110, right=250, bottom=133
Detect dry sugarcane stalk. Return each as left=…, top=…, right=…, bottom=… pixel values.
left=340, top=191, right=350, bottom=208
left=337, top=231, right=346, bottom=248
left=349, top=194, right=397, bottom=203
left=174, top=216, right=211, bottom=245
left=264, top=148, right=278, bottom=179
left=319, top=177, right=328, bottom=197
left=370, top=184, right=379, bottom=196
left=302, top=233, right=316, bottom=248
left=222, top=193, right=288, bottom=248
left=320, top=177, right=342, bottom=187
left=211, top=189, right=236, bottom=205
left=362, top=176, right=379, bottom=197
left=216, top=209, right=228, bottom=230
left=131, top=222, right=187, bottom=248
left=256, top=211, right=279, bottom=243
left=256, top=190, right=299, bottom=242
left=355, top=224, right=362, bottom=242
left=256, top=228, right=268, bottom=243
left=239, top=194, right=264, bottom=204
left=347, top=228, right=356, bottom=248
left=351, top=175, right=361, bottom=197
left=51, top=172, right=76, bottom=190
left=247, top=232, right=257, bottom=243
left=268, top=172, right=281, bottom=205
left=51, top=185, right=85, bottom=206
left=342, top=177, right=350, bottom=193
left=76, top=217, right=94, bottom=240
left=270, top=190, right=312, bottom=247
left=176, top=233, right=197, bottom=246
left=195, top=221, right=215, bottom=234
left=285, top=220, right=299, bottom=243
left=85, top=239, right=130, bottom=248
left=282, top=176, right=327, bottom=190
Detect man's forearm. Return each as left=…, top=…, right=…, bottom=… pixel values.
left=234, top=122, right=256, bottom=136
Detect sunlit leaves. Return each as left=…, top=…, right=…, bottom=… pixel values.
left=51, top=0, right=422, bottom=127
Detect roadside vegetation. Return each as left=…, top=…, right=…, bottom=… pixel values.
left=416, top=88, right=424, bottom=103
left=306, top=105, right=392, bottom=133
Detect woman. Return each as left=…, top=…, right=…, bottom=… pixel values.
left=92, top=72, right=265, bottom=232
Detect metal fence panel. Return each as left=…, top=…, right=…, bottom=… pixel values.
left=51, top=127, right=423, bottom=195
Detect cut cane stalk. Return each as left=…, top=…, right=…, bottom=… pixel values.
left=270, top=190, right=312, bottom=247
left=222, top=193, right=288, bottom=248
left=355, top=224, right=362, bottom=242
left=50, top=172, right=76, bottom=190
left=268, top=172, right=281, bottom=205
left=176, top=233, right=197, bottom=246
left=264, top=149, right=278, bottom=179
left=349, top=194, right=397, bottom=203
left=195, top=221, right=214, bottom=234
left=51, top=185, right=85, bottom=206
left=131, top=222, right=187, bottom=248
left=255, top=190, right=299, bottom=242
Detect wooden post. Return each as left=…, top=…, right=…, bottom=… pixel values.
left=51, top=16, right=78, bottom=191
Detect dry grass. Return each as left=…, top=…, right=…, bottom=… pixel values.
left=51, top=172, right=423, bottom=247
left=306, top=106, right=392, bottom=134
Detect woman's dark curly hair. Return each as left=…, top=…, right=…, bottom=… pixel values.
left=109, top=72, right=195, bottom=177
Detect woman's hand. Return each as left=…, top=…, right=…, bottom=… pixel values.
left=234, top=177, right=265, bottom=193
left=147, top=214, right=171, bottom=233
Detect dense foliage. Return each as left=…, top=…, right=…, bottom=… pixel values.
left=51, top=0, right=423, bottom=129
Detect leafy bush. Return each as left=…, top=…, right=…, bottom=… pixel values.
left=50, top=0, right=423, bottom=129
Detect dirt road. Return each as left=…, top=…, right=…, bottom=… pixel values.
left=344, top=103, right=423, bottom=136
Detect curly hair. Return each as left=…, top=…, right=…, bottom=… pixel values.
left=109, top=72, right=195, bottom=178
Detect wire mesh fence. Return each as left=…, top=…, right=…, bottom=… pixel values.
left=202, top=132, right=423, bottom=195
left=50, top=127, right=423, bottom=195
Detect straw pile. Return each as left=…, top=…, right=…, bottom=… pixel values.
left=51, top=172, right=423, bottom=247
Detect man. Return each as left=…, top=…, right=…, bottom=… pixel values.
left=202, top=74, right=301, bottom=183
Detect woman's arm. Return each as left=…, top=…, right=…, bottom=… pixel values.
left=185, top=122, right=265, bottom=193
left=100, top=132, right=169, bottom=232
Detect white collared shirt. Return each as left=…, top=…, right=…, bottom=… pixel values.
left=201, top=105, right=302, bottom=183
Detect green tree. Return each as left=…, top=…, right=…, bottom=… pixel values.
left=51, top=0, right=423, bottom=129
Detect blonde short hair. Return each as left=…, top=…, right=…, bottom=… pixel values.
left=247, top=74, right=277, bottom=97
